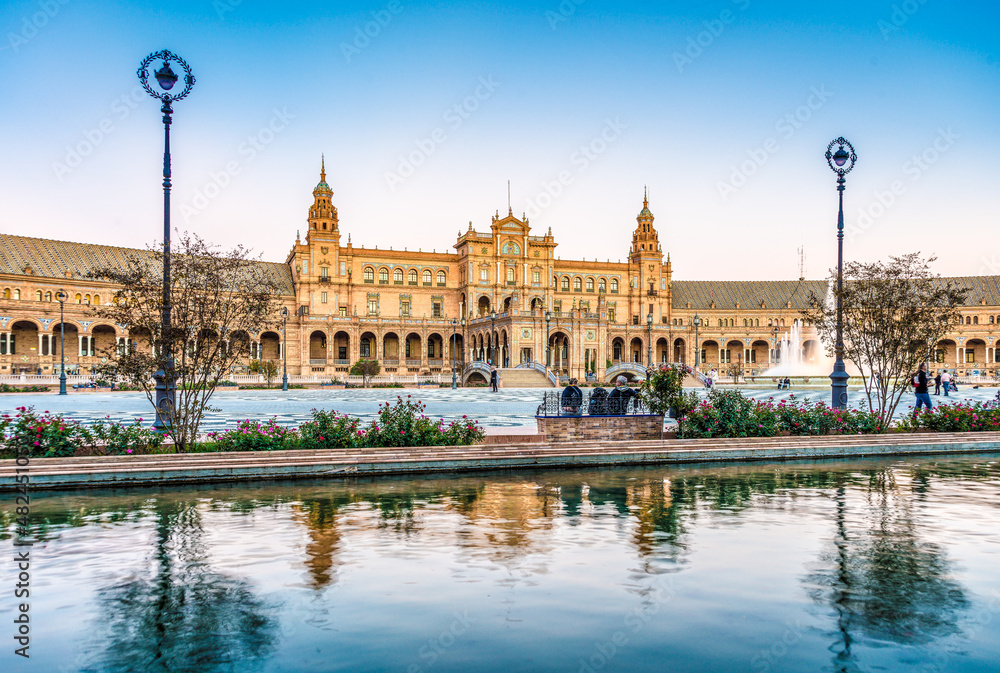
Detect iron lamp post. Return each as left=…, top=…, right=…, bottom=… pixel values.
left=693, top=314, right=701, bottom=369
left=545, top=310, right=552, bottom=368
left=56, top=290, right=67, bottom=395
left=281, top=306, right=289, bottom=391
left=490, top=309, right=497, bottom=365
left=646, top=312, right=653, bottom=367
left=138, top=50, right=195, bottom=431
left=826, top=137, right=857, bottom=409
left=451, top=318, right=458, bottom=389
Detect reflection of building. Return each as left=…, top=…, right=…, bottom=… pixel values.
left=3, top=161, right=1000, bottom=380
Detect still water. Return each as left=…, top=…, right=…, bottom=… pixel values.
left=4, top=456, right=1000, bottom=673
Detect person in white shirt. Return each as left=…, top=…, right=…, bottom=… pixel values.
left=940, top=370, right=951, bottom=397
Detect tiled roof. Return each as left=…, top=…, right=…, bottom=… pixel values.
left=672, top=277, right=1000, bottom=310
left=0, top=234, right=295, bottom=296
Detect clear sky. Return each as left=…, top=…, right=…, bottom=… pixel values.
left=1, top=0, right=997, bottom=280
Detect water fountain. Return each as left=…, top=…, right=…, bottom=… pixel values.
left=763, top=320, right=833, bottom=377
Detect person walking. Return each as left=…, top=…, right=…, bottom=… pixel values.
left=490, top=366, right=500, bottom=392
left=940, top=369, right=951, bottom=397
left=913, top=363, right=932, bottom=416
left=933, top=370, right=942, bottom=395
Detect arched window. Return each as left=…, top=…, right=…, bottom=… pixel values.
left=437, top=271, right=446, bottom=285
left=75, top=293, right=82, bottom=303
left=598, top=278, right=607, bottom=293
left=378, top=268, right=389, bottom=283
left=573, top=277, right=582, bottom=292
left=743, top=319, right=747, bottom=327
left=423, top=270, right=432, bottom=285
left=561, top=277, right=570, bottom=291
left=718, top=319, right=722, bottom=327
left=974, top=316, right=979, bottom=325
left=2, top=288, right=8, bottom=299
left=13, top=289, right=19, bottom=300
left=363, top=267, right=374, bottom=283
left=755, top=319, right=759, bottom=327
left=85, top=294, right=91, bottom=304
left=45, top=292, right=52, bottom=302
left=93, top=295, right=100, bottom=305
left=991, top=316, right=996, bottom=324
left=35, top=290, right=42, bottom=301
left=610, top=279, right=619, bottom=293
left=394, top=268, right=403, bottom=283
left=586, top=277, right=595, bottom=292
left=506, top=267, right=515, bottom=283
left=409, top=269, right=418, bottom=285
left=966, top=316, right=971, bottom=325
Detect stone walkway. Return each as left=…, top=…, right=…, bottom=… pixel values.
left=1, top=386, right=996, bottom=431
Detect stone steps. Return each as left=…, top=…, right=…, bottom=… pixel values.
left=498, top=368, right=553, bottom=388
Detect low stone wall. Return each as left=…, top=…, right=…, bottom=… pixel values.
left=536, top=415, right=664, bottom=442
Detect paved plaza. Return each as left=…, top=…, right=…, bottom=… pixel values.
left=2, top=385, right=998, bottom=431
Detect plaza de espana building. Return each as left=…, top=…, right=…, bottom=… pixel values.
left=3, top=163, right=1000, bottom=383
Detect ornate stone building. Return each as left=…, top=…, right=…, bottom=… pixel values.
left=3, top=162, right=1000, bottom=382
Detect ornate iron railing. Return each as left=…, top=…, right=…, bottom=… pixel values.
left=536, top=389, right=651, bottom=417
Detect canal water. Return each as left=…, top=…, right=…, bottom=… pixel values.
left=4, top=455, right=1000, bottom=672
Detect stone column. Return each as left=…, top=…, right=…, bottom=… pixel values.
left=38, top=333, right=45, bottom=356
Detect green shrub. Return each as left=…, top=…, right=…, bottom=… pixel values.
left=299, top=409, right=362, bottom=449
left=89, top=416, right=164, bottom=455
left=0, top=406, right=90, bottom=457
left=899, top=401, right=1000, bottom=433
left=0, top=384, right=50, bottom=393
left=205, top=418, right=297, bottom=452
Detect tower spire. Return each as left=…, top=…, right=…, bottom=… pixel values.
left=320, top=154, right=326, bottom=183
left=508, top=180, right=512, bottom=215
left=644, top=185, right=648, bottom=209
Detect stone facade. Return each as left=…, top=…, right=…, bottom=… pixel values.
left=3, top=161, right=1000, bottom=381
left=536, top=415, right=665, bottom=442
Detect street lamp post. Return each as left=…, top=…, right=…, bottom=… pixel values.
left=693, top=314, right=701, bottom=370
left=545, top=310, right=552, bottom=368
left=646, top=312, right=653, bottom=367
left=461, top=317, right=467, bottom=367
left=138, top=50, right=195, bottom=431
left=56, top=290, right=67, bottom=395
left=490, top=309, right=497, bottom=365
left=451, top=318, right=458, bottom=389
left=281, top=307, right=289, bottom=391
left=826, top=137, right=857, bottom=409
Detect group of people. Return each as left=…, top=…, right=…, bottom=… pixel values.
left=560, top=376, right=637, bottom=416
left=912, top=366, right=960, bottom=414
left=776, top=377, right=792, bottom=390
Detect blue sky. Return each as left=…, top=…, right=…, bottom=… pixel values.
left=1, top=0, right=997, bottom=280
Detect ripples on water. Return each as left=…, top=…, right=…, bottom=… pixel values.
left=4, top=456, right=1000, bottom=673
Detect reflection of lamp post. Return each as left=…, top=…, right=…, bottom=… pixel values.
left=545, top=310, right=552, bottom=368
left=693, top=314, right=701, bottom=369
left=826, top=137, right=857, bottom=409
left=56, top=290, right=67, bottom=395
left=139, top=50, right=195, bottom=431
left=490, top=309, right=497, bottom=365
left=450, top=318, right=458, bottom=389
left=281, top=307, right=289, bottom=391
left=646, top=312, right=653, bottom=367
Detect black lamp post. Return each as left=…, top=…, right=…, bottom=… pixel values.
left=281, top=307, right=289, bottom=391
left=545, top=310, right=552, bottom=368
left=461, top=317, right=466, bottom=367
left=490, top=309, right=497, bottom=365
left=138, top=50, right=195, bottom=431
left=693, top=314, right=701, bottom=369
left=56, top=290, right=67, bottom=395
left=451, top=318, right=458, bottom=389
left=825, top=137, right=857, bottom=409
left=646, top=312, right=653, bottom=367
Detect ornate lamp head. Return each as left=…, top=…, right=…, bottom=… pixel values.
left=825, top=137, right=857, bottom=177
left=138, top=50, right=195, bottom=102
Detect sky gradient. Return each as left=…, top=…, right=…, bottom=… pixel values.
left=1, top=0, right=998, bottom=280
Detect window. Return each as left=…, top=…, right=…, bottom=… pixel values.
left=554, top=300, right=562, bottom=316
left=321, top=292, right=328, bottom=304
left=561, top=277, right=570, bottom=291
left=367, top=298, right=378, bottom=315
left=613, top=343, right=622, bottom=360
left=480, top=268, right=488, bottom=282
left=632, top=315, right=639, bottom=325
left=379, top=268, right=389, bottom=284
left=75, top=293, right=82, bottom=303
left=321, top=266, right=329, bottom=278
left=532, top=271, right=540, bottom=284
left=1, top=288, right=8, bottom=299
left=423, top=270, right=432, bottom=285
left=409, top=269, right=418, bottom=285
left=432, top=302, right=442, bottom=318
left=437, top=271, right=446, bottom=286
left=340, top=261, right=346, bottom=276
left=720, top=349, right=731, bottom=363
left=586, top=278, right=595, bottom=292
left=36, top=291, right=42, bottom=301
left=966, top=316, right=971, bottom=325
left=360, top=340, right=371, bottom=358
left=574, top=277, right=582, bottom=292
left=974, top=316, right=979, bottom=325
left=608, top=308, right=616, bottom=322
left=401, top=300, right=410, bottom=317
left=363, top=267, right=374, bottom=283
left=394, top=269, right=404, bottom=284
left=45, top=292, right=52, bottom=302
left=598, top=279, right=606, bottom=293
left=339, top=307, right=347, bottom=318
left=506, top=267, right=516, bottom=284
left=966, top=350, right=976, bottom=363
left=992, top=316, right=996, bottom=324
left=610, top=279, right=618, bottom=293
left=13, top=289, right=19, bottom=300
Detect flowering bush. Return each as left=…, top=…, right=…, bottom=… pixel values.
left=89, top=416, right=164, bottom=455
left=898, top=401, right=1000, bottom=433
left=638, top=364, right=685, bottom=416
left=0, top=406, right=90, bottom=457
left=206, top=418, right=297, bottom=452
left=679, top=391, right=886, bottom=439
left=299, top=409, right=362, bottom=449
left=362, top=396, right=484, bottom=448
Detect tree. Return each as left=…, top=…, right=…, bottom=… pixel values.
left=803, top=253, right=966, bottom=424
left=349, top=358, right=381, bottom=387
left=259, top=359, right=279, bottom=388
left=90, top=232, right=282, bottom=450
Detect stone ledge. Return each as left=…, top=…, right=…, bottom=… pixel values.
left=536, top=414, right=664, bottom=442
